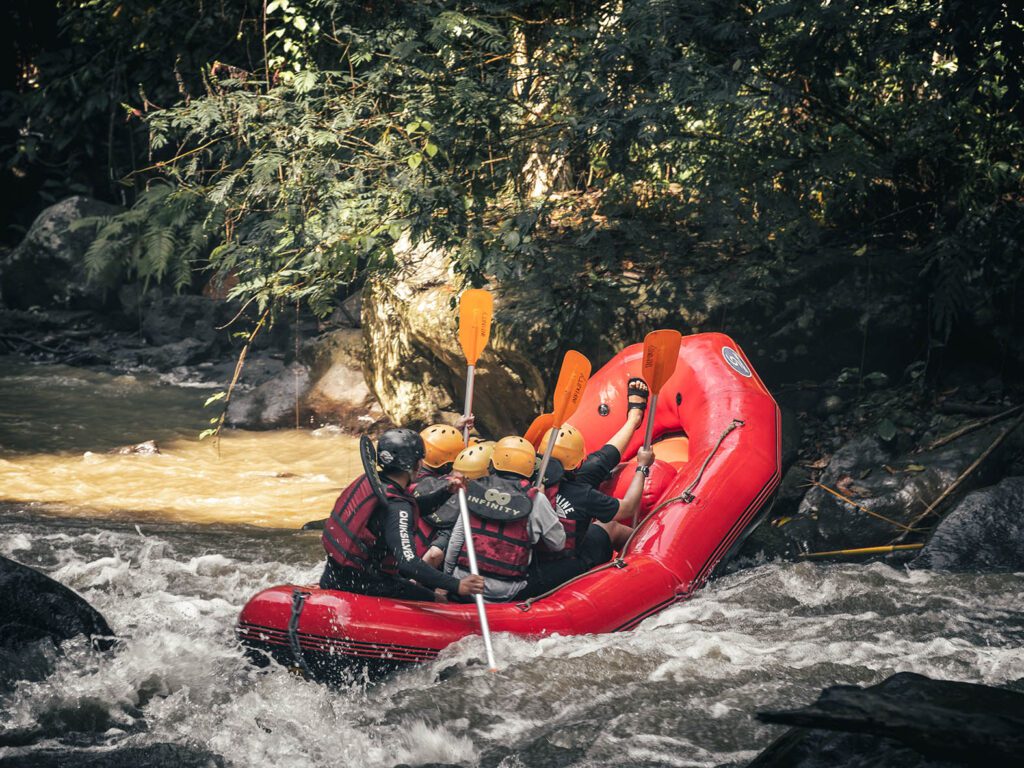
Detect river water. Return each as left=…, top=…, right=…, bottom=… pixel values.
left=1, top=357, right=1022, bottom=767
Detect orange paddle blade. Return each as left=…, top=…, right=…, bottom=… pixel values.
left=458, top=289, right=493, bottom=365
left=551, top=350, right=591, bottom=427
left=523, top=412, right=554, bottom=448
left=641, top=329, right=682, bottom=393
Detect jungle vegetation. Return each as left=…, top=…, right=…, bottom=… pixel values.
left=4, top=0, right=1022, bottom=346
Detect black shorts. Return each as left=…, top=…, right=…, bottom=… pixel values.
left=577, top=524, right=613, bottom=568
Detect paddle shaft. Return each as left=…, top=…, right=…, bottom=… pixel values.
left=459, top=359, right=497, bottom=671
left=641, top=392, right=659, bottom=451
left=631, top=392, right=661, bottom=529
left=456, top=487, right=497, bottom=670
left=462, top=364, right=476, bottom=443
left=534, top=429, right=559, bottom=493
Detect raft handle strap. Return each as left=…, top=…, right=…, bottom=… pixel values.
left=288, top=589, right=312, bottom=678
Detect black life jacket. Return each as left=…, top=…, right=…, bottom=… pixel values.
left=457, top=474, right=535, bottom=581
left=411, top=469, right=459, bottom=530
left=322, top=475, right=420, bottom=573
left=535, top=484, right=580, bottom=561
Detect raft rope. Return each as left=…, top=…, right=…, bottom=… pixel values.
left=515, top=418, right=745, bottom=612
left=617, top=417, right=746, bottom=555
left=288, top=589, right=312, bottom=678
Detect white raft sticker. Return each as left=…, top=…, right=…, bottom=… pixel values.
left=722, top=346, right=752, bottom=377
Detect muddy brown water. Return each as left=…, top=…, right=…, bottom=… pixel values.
left=1, top=356, right=1022, bottom=767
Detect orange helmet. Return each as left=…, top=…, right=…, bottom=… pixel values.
left=490, top=436, right=536, bottom=478
left=453, top=442, right=494, bottom=480
left=541, top=424, right=586, bottom=470
left=420, top=424, right=464, bottom=469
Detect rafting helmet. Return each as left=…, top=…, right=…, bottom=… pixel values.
left=453, top=441, right=495, bottom=480
left=377, top=428, right=425, bottom=473
left=490, top=436, right=536, bottom=478
left=420, top=424, right=464, bottom=469
left=541, top=424, right=586, bottom=471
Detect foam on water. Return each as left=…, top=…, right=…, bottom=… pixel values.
left=1, top=508, right=1022, bottom=767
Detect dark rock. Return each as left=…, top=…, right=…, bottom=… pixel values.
left=301, top=518, right=327, bottom=530
left=913, top=477, right=1024, bottom=572
left=751, top=672, right=1024, bottom=767
left=226, top=362, right=311, bottom=429
left=739, top=425, right=1015, bottom=560
left=141, top=295, right=232, bottom=350
left=0, top=743, right=225, bottom=768
left=0, top=556, right=114, bottom=691
left=137, top=338, right=214, bottom=370
left=0, top=196, right=124, bottom=310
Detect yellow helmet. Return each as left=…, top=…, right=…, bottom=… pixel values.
left=541, top=424, right=586, bottom=470
left=453, top=442, right=494, bottom=480
left=490, top=436, right=536, bottom=478
left=420, top=424, right=464, bottom=469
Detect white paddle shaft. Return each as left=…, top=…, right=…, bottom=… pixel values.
left=459, top=362, right=496, bottom=671
left=456, top=487, right=497, bottom=671
left=462, top=365, right=475, bottom=443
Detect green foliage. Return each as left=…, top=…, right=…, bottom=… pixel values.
left=77, top=184, right=221, bottom=292
left=8, top=0, right=1023, bottom=343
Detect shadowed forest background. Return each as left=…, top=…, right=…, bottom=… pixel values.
left=3, top=0, right=1022, bottom=383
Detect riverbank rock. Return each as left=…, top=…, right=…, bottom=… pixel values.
left=141, top=295, right=234, bottom=353
left=914, top=477, right=1024, bottom=572
left=226, top=362, right=311, bottom=429
left=362, top=237, right=547, bottom=435
left=750, top=672, right=1024, bottom=767
left=0, top=556, right=114, bottom=691
left=0, top=743, right=225, bottom=768
left=738, top=424, right=1016, bottom=560
left=0, top=196, right=124, bottom=311
left=301, top=327, right=385, bottom=431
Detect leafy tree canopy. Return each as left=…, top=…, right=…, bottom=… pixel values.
left=5, top=0, right=1023, bottom=341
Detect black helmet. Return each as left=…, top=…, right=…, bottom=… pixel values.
left=377, top=428, right=425, bottom=472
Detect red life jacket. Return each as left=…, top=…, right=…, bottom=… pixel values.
left=457, top=475, right=535, bottom=581
left=322, top=475, right=422, bottom=572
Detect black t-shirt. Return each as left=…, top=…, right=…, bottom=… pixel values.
left=553, top=445, right=622, bottom=539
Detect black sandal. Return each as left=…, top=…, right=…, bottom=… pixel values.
left=627, top=377, right=650, bottom=415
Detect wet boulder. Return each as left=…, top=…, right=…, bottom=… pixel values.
left=913, top=477, right=1024, bottom=572
left=739, top=424, right=1015, bottom=560
left=750, top=672, right=1024, bottom=767
left=0, top=196, right=124, bottom=310
left=0, top=743, right=225, bottom=768
left=0, top=556, right=114, bottom=691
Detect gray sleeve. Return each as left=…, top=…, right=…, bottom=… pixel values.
left=444, top=517, right=464, bottom=575
left=530, top=494, right=565, bottom=551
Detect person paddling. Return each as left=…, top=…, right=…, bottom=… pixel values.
left=443, top=436, right=565, bottom=602
left=320, top=428, right=484, bottom=601
left=525, top=379, right=655, bottom=595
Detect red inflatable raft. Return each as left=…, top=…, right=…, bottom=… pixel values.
left=236, top=332, right=781, bottom=680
